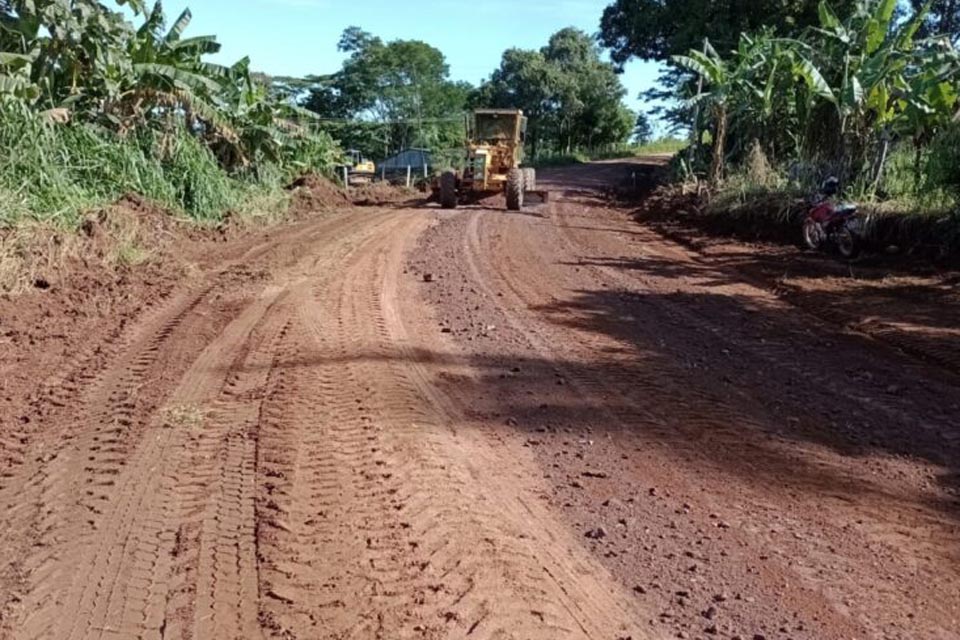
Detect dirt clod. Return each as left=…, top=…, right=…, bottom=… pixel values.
left=585, top=527, right=608, bottom=540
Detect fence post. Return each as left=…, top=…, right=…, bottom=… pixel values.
left=342, top=166, right=349, bottom=188
left=406, top=165, right=412, bottom=188
left=423, top=162, right=428, bottom=179
left=381, top=165, right=386, bottom=182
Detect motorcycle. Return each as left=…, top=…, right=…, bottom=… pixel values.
left=802, top=176, right=866, bottom=259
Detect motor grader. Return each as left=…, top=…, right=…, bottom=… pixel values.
left=435, top=109, right=545, bottom=211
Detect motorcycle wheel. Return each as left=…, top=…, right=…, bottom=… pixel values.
left=802, top=219, right=824, bottom=251
left=835, top=226, right=861, bottom=259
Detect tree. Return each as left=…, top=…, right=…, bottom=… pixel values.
left=672, top=42, right=744, bottom=184
left=475, top=28, right=635, bottom=156
left=302, top=27, right=471, bottom=158
left=633, top=112, right=654, bottom=144
left=598, top=0, right=859, bottom=64
left=470, top=48, right=559, bottom=157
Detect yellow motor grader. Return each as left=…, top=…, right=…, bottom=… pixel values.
left=435, top=109, right=545, bottom=211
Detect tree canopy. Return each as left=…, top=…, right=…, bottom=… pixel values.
left=599, top=0, right=859, bottom=64
left=302, top=27, right=471, bottom=159
left=473, top=28, right=635, bottom=156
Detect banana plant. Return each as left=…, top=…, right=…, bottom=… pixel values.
left=672, top=41, right=743, bottom=184
left=674, top=34, right=811, bottom=182
left=892, top=39, right=960, bottom=184
left=673, top=0, right=959, bottom=191
left=810, top=1, right=955, bottom=187
left=0, top=0, right=337, bottom=179
left=0, top=49, right=39, bottom=102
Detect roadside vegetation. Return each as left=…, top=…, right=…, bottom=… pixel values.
left=532, top=139, right=686, bottom=168
left=1, top=4, right=650, bottom=233
left=0, top=0, right=336, bottom=228
left=12, top=0, right=959, bottom=265
left=608, top=0, right=960, bottom=257
left=296, top=26, right=646, bottom=168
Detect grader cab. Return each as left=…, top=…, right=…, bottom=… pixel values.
left=436, top=109, right=545, bottom=211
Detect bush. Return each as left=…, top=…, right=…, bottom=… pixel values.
left=925, top=123, right=960, bottom=195
left=0, top=103, right=326, bottom=228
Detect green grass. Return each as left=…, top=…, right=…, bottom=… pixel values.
left=590, top=139, right=688, bottom=159
left=699, top=160, right=960, bottom=256
left=0, top=103, right=322, bottom=230
left=530, top=139, right=687, bottom=168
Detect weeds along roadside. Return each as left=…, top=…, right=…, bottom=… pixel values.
left=0, top=105, right=338, bottom=294
left=643, top=140, right=960, bottom=261
left=649, top=1, right=960, bottom=262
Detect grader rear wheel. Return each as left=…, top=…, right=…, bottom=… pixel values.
left=439, top=171, right=458, bottom=209
left=506, top=168, right=524, bottom=211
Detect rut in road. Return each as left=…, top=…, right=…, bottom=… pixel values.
left=7, top=212, right=386, bottom=640
left=1, top=209, right=645, bottom=640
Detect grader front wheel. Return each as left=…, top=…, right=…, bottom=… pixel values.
left=506, top=168, right=525, bottom=211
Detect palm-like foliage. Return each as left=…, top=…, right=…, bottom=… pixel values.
left=673, top=0, right=960, bottom=189
left=0, top=0, right=334, bottom=175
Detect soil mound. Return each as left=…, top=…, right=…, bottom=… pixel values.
left=287, top=174, right=351, bottom=215
left=350, top=182, right=421, bottom=207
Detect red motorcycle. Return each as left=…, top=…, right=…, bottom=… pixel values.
left=803, top=177, right=865, bottom=259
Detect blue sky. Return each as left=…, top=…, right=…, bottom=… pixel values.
left=150, top=0, right=669, bottom=134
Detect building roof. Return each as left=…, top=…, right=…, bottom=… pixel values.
left=378, top=148, right=433, bottom=168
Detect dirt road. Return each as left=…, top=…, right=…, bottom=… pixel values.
left=1, top=162, right=959, bottom=640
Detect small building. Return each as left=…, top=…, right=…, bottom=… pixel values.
left=377, top=148, right=432, bottom=171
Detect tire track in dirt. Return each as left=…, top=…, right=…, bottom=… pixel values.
left=247, top=212, right=645, bottom=639
left=5, top=201, right=649, bottom=640
left=161, top=212, right=394, bottom=640
left=249, top=215, right=418, bottom=637
left=12, top=284, right=223, bottom=640
left=157, top=289, right=294, bottom=640
left=0, top=209, right=367, bottom=490
left=2, top=209, right=393, bottom=640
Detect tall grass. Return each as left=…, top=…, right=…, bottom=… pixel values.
left=0, top=103, right=308, bottom=228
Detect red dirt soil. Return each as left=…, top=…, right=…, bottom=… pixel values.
left=349, top=181, right=423, bottom=207
left=0, top=161, right=958, bottom=640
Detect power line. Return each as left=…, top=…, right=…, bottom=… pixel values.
left=289, top=115, right=467, bottom=125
